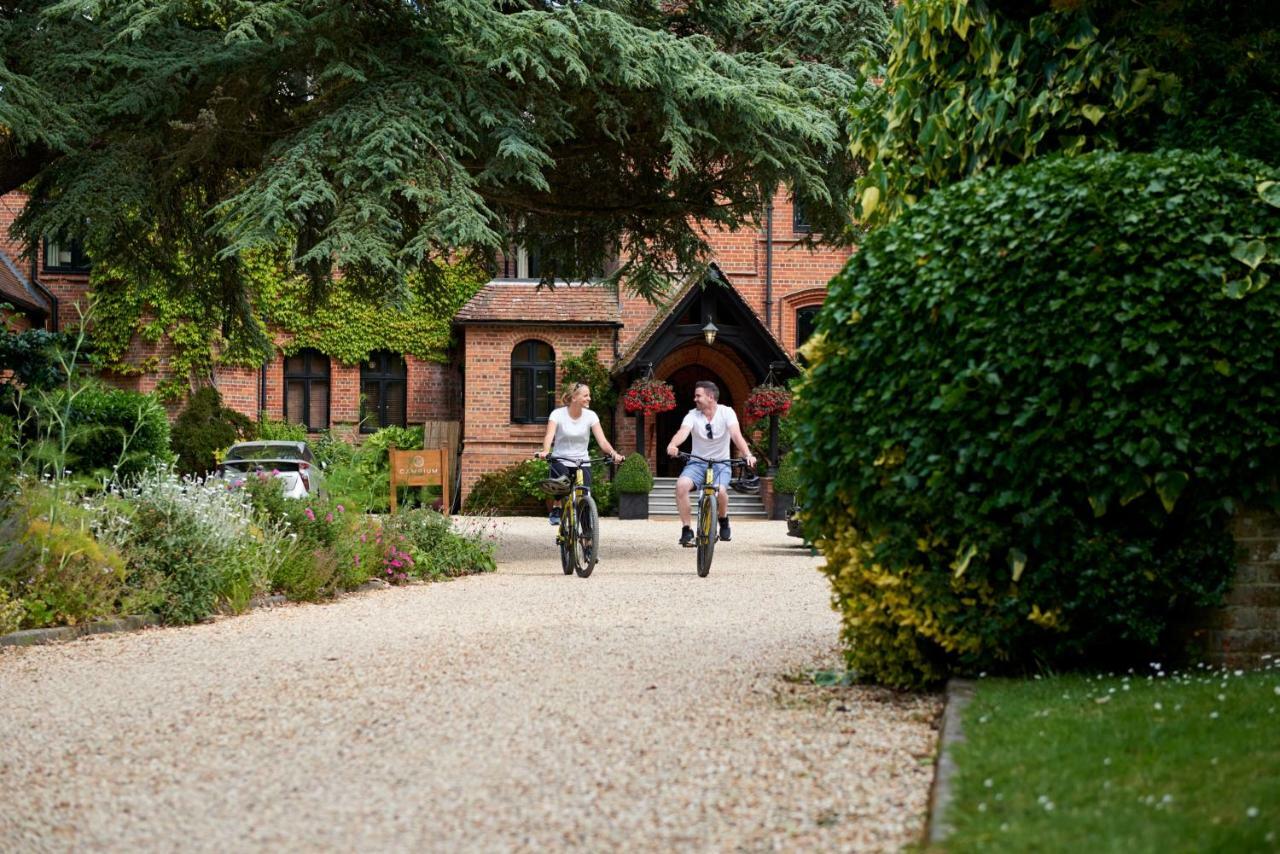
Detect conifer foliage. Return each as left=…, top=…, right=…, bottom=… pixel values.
left=0, top=0, right=890, bottom=331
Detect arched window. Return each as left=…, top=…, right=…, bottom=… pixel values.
left=284, top=349, right=330, bottom=431
left=360, top=351, right=407, bottom=433
left=796, top=305, right=821, bottom=361
left=511, top=340, right=554, bottom=423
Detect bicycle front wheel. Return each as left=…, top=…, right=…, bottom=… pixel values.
left=559, top=503, right=575, bottom=575
left=696, top=492, right=717, bottom=577
left=574, top=495, right=599, bottom=578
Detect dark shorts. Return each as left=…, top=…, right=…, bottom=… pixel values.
left=550, top=459, right=592, bottom=488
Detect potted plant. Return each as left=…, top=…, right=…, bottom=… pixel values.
left=744, top=383, right=792, bottom=419
left=614, top=453, right=654, bottom=519
left=771, top=450, right=799, bottom=520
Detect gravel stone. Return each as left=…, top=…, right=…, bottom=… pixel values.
left=0, top=517, right=941, bottom=852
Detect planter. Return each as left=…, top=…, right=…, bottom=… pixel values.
left=618, top=492, right=649, bottom=520
left=771, top=492, right=794, bottom=521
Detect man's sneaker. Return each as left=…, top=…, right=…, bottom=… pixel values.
left=719, top=518, right=731, bottom=542
left=679, top=526, right=695, bottom=547
left=549, top=508, right=561, bottom=527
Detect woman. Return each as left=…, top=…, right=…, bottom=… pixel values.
left=536, top=383, right=624, bottom=525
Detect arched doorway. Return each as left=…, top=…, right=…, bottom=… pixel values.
left=656, top=364, right=735, bottom=476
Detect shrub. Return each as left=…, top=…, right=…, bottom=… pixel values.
left=171, top=387, right=254, bottom=476
left=772, top=451, right=800, bottom=495
left=0, top=585, right=22, bottom=635
left=614, top=453, right=654, bottom=494
left=255, top=413, right=308, bottom=442
left=794, top=150, right=1280, bottom=688
left=383, top=509, right=496, bottom=578
left=463, top=459, right=547, bottom=515
left=66, top=385, right=173, bottom=480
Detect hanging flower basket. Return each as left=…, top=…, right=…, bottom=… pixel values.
left=745, top=384, right=792, bottom=419
left=623, top=377, right=677, bottom=415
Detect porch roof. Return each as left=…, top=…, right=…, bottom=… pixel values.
left=0, top=248, right=51, bottom=317
left=454, top=281, right=621, bottom=326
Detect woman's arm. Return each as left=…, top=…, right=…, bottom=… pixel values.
left=536, top=418, right=557, bottom=458
left=591, top=420, right=624, bottom=463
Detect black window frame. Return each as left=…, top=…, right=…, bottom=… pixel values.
left=792, top=200, right=812, bottom=235
left=510, top=339, right=555, bottom=424
left=796, top=305, right=821, bottom=354
left=283, top=348, right=331, bottom=432
left=359, top=351, right=408, bottom=433
left=42, top=237, right=91, bottom=273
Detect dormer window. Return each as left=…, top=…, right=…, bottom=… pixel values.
left=43, top=238, right=91, bottom=273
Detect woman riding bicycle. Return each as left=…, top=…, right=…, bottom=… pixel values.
left=535, top=382, right=624, bottom=526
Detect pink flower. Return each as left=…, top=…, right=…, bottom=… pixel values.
left=304, top=508, right=315, bottom=521
left=325, top=512, right=333, bottom=523
left=354, top=555, right=360, bottom=565
left=336, top=504, right=345, bottom=513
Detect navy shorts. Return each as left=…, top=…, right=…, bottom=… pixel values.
left=550, top=459, right=592, bottom=488
left=680, top=459, right=730, bottom=489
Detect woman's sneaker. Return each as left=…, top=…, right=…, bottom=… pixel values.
left=549, top=507, right=561, bottom=527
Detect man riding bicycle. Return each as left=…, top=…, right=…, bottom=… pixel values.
left=665, top=380, right=756, bottom=547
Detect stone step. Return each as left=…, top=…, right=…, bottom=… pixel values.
left=645, top=477, right=768, bottom=517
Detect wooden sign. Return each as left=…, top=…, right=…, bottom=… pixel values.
left=388, top=448, right=449, bottom=515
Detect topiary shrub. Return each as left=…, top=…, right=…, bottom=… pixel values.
left=794, top=149, right=1280, bottom=688
left=614, top=453, right=654, bottom=494
left=772, top=451, right=800, bottom=495
left=170, top=387, right=254, bottom=476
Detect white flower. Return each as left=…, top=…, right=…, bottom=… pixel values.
left=1153, top=702, right=1162, bottom=710
left=1246, top=806, right=1260, bottom=819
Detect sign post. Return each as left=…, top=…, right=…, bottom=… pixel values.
left=388, top=448, right=449, bottom=515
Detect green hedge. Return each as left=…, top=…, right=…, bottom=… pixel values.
left=614, top=453, right=653, bottom=494
left=171, top=387, right=253, bottom=476
left=793, top=149, right=1280, bottom=688
left=67, top=385, right=173, bottom=480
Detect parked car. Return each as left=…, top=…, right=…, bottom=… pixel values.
left=217, top=441, right=326, bottom=499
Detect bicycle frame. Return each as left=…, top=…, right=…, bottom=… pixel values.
left=678, top=452, right=744, bottom=577
left=545, top=455, right=605, bottom=578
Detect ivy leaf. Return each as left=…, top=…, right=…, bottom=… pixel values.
left=1223, top=276, right=1252, bottom=299
left=1259, top=181, right=1280, bottom=208
left=1009, top=547, right=1027, bottom=582
left=1081, top=104, right=1105, bottom=125
left=1154, top=471, right=1189, bottom=513
left=1232, top=238, right=1267, bottom=270
left=951, top=542, right=978, bottom=578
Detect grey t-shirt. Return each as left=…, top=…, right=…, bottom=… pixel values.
left=549, top=407, right=599, bottom=463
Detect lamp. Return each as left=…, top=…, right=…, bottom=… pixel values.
left=702, top=317, right=719, bottom=346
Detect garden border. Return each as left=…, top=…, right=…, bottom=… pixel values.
left=924, top=677, right=975, bottom=846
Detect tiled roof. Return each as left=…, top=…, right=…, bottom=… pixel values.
left=0, top=248, right=50, bottom=314
left=454, top=281, right=621, bottom=325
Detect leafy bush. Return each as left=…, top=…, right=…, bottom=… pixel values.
left=170, top=387, right=254, bottom=476
left=0, top=491, right=136, bottom=629
left=794, top=150, right=1280, bottom=688
left=772, top=451, right=800, bottom=495
left=66, top=385, right=173, bottom=480
left=255, top=413, right=308, bottom=442
left=382, top=509, right=497, bottom=578
left=0, top=585, right=22, bottom=635
left=0, top=328, right=71, bottom=390
left=463, top=459, right=548, bottom=515
left=614, top=453, right=654, bottom=494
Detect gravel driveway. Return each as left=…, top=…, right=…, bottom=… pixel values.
left=0, top=516, right=941, bottom=852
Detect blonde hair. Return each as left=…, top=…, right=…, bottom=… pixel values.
left=561, top=382, right=589, bottom=406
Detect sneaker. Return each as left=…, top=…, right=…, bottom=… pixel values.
left=679, top=526, right=694, bottom=547
left=719, top=518, right=731, bottom=542
left=549, top=508, right=561, bottom=527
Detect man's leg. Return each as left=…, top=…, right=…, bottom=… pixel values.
left=676, top=476, right=694, bottom=527
left=716, top=485, right=729, bottom=519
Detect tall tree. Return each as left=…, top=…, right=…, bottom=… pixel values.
left=0, top=0, right=890, bottom=342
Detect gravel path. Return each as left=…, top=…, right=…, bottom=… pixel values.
left=0, top=516, right=941, bottom=852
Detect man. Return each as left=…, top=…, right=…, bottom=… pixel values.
left=666, top=380, right=756, bottom=546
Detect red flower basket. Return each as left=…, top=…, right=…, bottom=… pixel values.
left=745, top=384, right=792, bottom=419
left=623, top=378, right=677, bottom=415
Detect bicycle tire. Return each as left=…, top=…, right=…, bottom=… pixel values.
left=559, top=501, right=575, bottom=575
left=696, top=491, right=717, bottom=577
left=574, top=495, right=599, bottom=578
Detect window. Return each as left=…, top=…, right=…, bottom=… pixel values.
left=792, top=201, right=812, bottom=234
left=796, top=306, right=821, bottom=355
left=499, top=246, right=543, bottom=280
left=360, top=351, right=408, bottom=433
left=43, top=238, right=91, bottom=272
left=511, top=340, right=555, bottom=423
left=283, top=349, right=330, bottom=431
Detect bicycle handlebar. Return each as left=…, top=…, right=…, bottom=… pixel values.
left=676, top=452, right=753, bottom=468
left=538, top=454, right=612, bottom=466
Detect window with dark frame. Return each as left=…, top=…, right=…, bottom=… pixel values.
left=792, top=200, right=812, bottom=234
left=359, top=351, right=408, bottom=433
left=43, top=237, right=91, bottom=272
left=284, top=349, right=331, bottom=431
left=510, top=340, right=555, bottom=423
left=795, top=305, right=821, bottom=360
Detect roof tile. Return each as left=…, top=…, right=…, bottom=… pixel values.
left=455, top=281, right=620, bottom=324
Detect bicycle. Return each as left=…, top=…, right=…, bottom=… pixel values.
left=539, top=455, right=605, bottom=578
left=677, top=452, right=751, bottom=578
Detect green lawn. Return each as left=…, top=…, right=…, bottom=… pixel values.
left=942, top=662, right=1280, bottom=853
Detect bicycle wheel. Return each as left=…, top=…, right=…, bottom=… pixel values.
left=558, top=501, right=575, bottom=575
left=696, top=491, right=717, bottom=577
left=574, top=495, right=599, bottom=578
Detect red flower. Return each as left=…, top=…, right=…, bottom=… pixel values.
left=623, top=378, right=677, bottom=415
left=745, top=385, right=792, bottom=419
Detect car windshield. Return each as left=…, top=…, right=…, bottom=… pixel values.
left=225, top=444, right=306, bottom=462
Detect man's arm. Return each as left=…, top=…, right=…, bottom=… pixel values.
left=666, top=425, right=692, bottom=457
left=728, top=420, right=756, bottom=469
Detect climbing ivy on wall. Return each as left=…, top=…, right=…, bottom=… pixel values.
left=89, top=248, right=488, bottom=401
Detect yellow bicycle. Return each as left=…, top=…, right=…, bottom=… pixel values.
left=678, top=452, right=750, bottom=577
left=541, top=456, right=603, bottom=578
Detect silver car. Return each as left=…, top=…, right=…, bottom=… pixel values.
left=217, top=441, right=327, bottom=499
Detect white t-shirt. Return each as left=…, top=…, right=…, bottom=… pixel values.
left=682, top=404, right=739, bottom=460
left=549, top=406, right=599, bottom=463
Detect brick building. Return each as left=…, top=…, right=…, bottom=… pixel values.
left=1, top=188, right=853, bottom=500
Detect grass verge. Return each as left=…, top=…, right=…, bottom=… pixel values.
left=942, top=661, right=1280, bottom=852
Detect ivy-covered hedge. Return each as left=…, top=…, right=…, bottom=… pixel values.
left=794, top=150, right=1280, bottom=688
